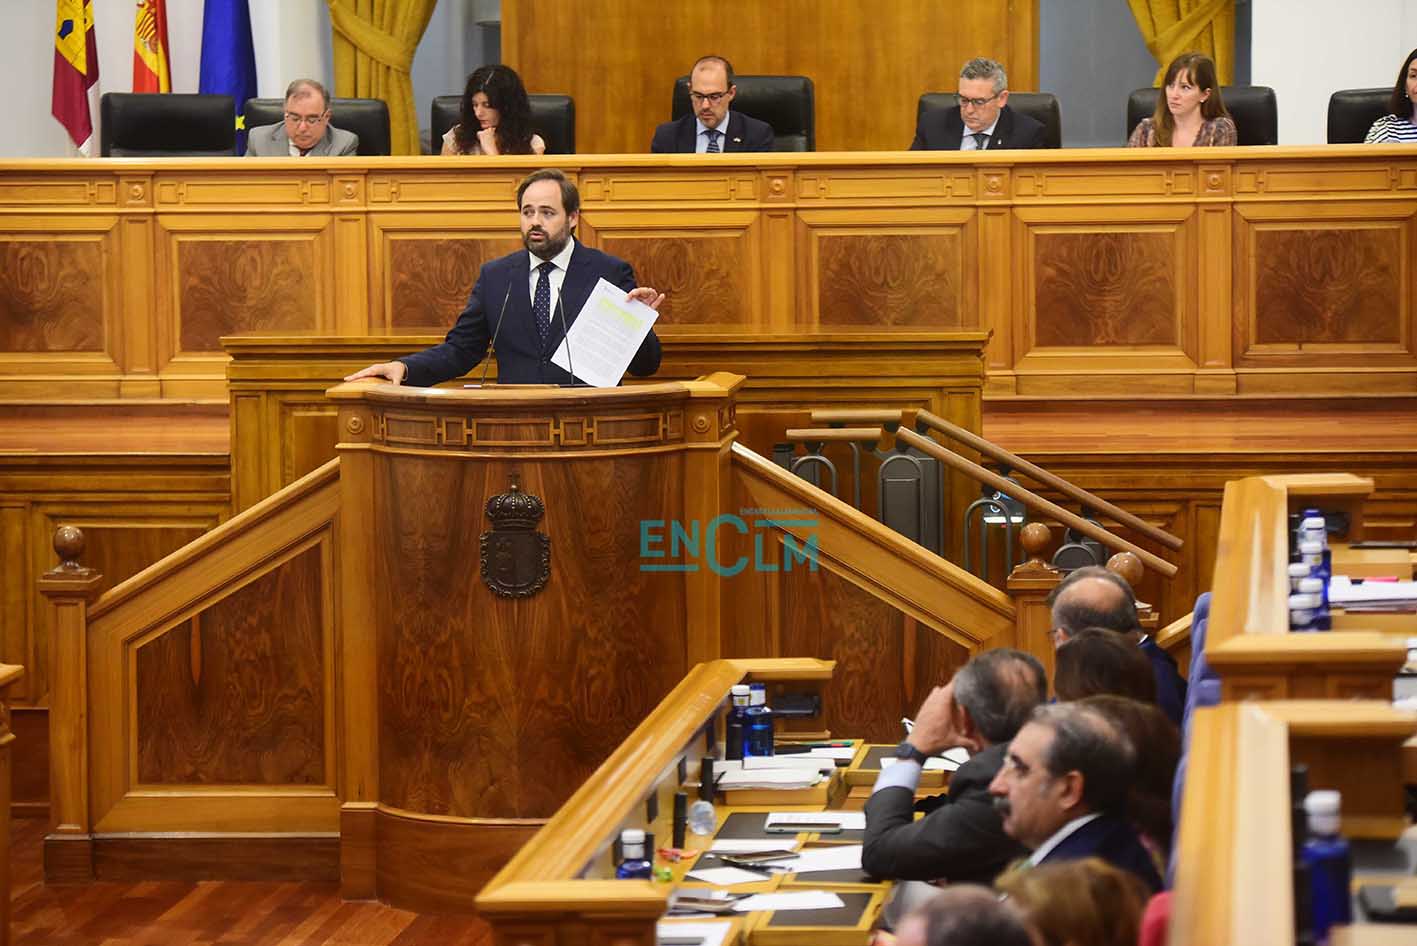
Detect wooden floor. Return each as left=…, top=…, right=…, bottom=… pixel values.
left=8, top=820, right=491, bottom=946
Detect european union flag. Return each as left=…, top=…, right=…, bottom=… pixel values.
left=198, top=0, right=256, bottom=153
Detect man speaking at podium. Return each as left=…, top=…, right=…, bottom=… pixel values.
left=346, top=169, right=664, bottom=387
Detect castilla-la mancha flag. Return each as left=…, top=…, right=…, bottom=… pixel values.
left=133, top=0, right=172, bottom=94
left=52, top=0, right=101, bottom=154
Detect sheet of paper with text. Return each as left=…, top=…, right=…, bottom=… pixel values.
left=550, top=278, right=660, bottom=387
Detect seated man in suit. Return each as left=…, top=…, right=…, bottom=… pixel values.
left=246, top=79, right=359, bottom=157
left=651, top=55, right=774, bottom=153
left=864, top=648, right=1045, bottom=886
left=346, top=168, right=663, bottom=387
left=988, top=702, right=1164, bottom=892
left=1048, top=566, right=1187, bottom=727
left=910, top=57, right=1046, bottom=151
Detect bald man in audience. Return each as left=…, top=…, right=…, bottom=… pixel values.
left=1048, top=566, right=1186, bottom=726
left=988, top=702, right=1163, bottom=892
left=894, top=885, right=1035, bottom=946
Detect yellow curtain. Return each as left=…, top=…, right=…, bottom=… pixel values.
left=1127, top=0, right=1235, bottom=86
left=326, top=0, right=437, bottom=155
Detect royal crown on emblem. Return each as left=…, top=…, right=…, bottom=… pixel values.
left=484, top=483, right=544, bottom=531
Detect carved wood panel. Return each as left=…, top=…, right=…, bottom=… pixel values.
left=135, top=544, right=326, bottom=785
left=777, top=560, right=916, bottom=744
left=387, top=236, right=520, bottom=329
left=1252, top=227, right=1403, bottom=346
left=176, top=239, right=319, bottom=352
left=816, top=233, right=966, bottom=328
left=599, top=234, right=747, bottom=326
left=374, top=455, right=687, bottom=819
left=0, top=238, right=105, bottom=352
left=1033, top=230, right=1177, bottom=347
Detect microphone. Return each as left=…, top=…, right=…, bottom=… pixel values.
left=552, top=291, right=582, bottom=387
left=476, top=282, right=515, bottom=388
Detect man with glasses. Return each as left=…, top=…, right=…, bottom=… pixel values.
left=651, top=55, right=774, bottom=153
left=246, top=79, right=358, bottom=157
left=910, top=58, right=1046, bottom=151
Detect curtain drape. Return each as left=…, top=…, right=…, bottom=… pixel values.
left=326, top=0, right=436, bottom=155
left=1127, top=0, right=1235, bottom=86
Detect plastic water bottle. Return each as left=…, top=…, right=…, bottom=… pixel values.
left=1298, top=577, right=1330, bottom=630
left=1289, top=592, right=1320, bottom=631
left=1290, top=767, right=1316, bottom=946
left=746, top=683, right=775, bottom=757
left=1302, top=790, right=1352, bottom=943
left=687, top=757, right=717, bottom=836
left=1288, top=561, right=1312, bottom=591
left=615, top=828, right=653, bottom=879
left=725, top=685, right=751, bottom=760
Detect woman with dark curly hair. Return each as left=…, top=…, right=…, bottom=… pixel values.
left=1365, top=48, right=1417, bottom=143
left=441, top=65, right=545, bottom=156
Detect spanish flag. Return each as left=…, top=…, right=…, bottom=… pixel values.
left=133, top=0, right=172, bottom=94
left=52, top=0, right=100, bottom=154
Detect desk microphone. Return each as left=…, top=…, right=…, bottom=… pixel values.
left=476, top=282, right=515, bottom=388
left=552, top=291, right=584, bottom=387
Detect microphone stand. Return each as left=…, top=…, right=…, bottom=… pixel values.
left=474, top=283, right=515, bottom=388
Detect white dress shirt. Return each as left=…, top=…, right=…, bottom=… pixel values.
left=695, top=115, right=731, bottom=153
left=526, top=237, right=577, bottom=321
left=960, top=115, right=1001, bottom=151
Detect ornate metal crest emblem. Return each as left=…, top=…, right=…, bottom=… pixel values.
left=480, top=480, right=551, bottom=598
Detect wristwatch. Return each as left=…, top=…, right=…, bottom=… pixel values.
left=893, top=739, right=930, bottom=765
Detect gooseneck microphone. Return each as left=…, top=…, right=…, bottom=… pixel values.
left=476, top=282, right=515, bottom=388
left=553, top=291, right=581, bottom=387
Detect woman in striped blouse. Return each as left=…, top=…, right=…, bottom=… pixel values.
left=1365, top=48, right=1417, bottom=144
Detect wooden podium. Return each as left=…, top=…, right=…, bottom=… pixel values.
left=327, top=375, right=743, bottom=910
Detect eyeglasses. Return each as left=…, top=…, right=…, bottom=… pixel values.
left=284, top=112, right=329, bottom=126
left=689, top=90, right=731, bottom=105
left=958, top=92, right=1002, bottom=109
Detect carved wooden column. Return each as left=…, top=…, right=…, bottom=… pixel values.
left=37, top=526, right=102, bottom=883
left=1005, top=523, right=1062, bottom=679
left=0, top=662, right=24, bottom=946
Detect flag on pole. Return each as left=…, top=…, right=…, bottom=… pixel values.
left=52, top=0, right=101, bottom=154
left=133, top=0, right=172, bottom=94
left=198, top=0, right=257, bottom=153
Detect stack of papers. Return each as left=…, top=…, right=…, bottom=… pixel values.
left=715, top=767, right=823, bottom=790
left=771, top=844, right=863, bottom=873
left=656, top=921, right=732, bottom=946
left=764, top=811, right=865, bottom=831
left=1329, top=576, right=1417, bottom=607
left=733, top=891, right=845, bottom=912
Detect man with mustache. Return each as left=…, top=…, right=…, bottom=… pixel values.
left=988, top=702, right=1163, bottom=891
left=651, top=56, right=774, bottom=153
left=347, top=168, right=663, bottom=386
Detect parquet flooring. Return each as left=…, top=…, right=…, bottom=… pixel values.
left=8, top=820, right=492, bottom=946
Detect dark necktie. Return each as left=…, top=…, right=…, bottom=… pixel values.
left=705, top=129, right=721, bottom=153
left=972, top=132, right=989, bottom=150
left=533, top=260, right=553, bottom=339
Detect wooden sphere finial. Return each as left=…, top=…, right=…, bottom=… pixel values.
left=54, top=525, right=86, bottom=565
left=1020, top=522, right=1051, bottom=559
left=1107, top=550, right=1143, bottom=588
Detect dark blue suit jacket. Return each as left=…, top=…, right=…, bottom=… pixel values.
left=1140, top=638, right=1188, bottom=729
left=398, top=242, right=662, bottom=387
left=650, top=111, right=775, bottom=153
left=1039, top=812, right=1164, bottom=892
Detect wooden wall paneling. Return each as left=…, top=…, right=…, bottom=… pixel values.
left=9, top=708, right=46, bottom=819
left=795, top=206, right=978, bottom=331
left=368, top=210, right=521, bottom=331
left=1233, top=199, right=1417, bottom=377
left=500, top=1, right=1038, bottom=154
left=1195, top=166, right=1235, bottom=394
left=1011, top=202, right=1200, bottom=395
left=0, top=215, right=123, bottom=398
left=155, top=212, right=335, bottom=385
left=0, top=506, right=31, bottom=705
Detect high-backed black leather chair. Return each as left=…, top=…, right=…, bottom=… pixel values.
left=915, top=92, right=1063, bottom=148
left=670, top=75, right=815, bottom=151
left=430, top=94, right=576, bottom=154
left=100, top=92, right=235, bottom=157
left=1126, top=86, right=1278, bottom=145
left=1326, top=88, right=1391, bottom=143
left=244, top=97, right=391, bottom=156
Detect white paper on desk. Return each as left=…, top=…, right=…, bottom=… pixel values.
left=657, top=920, right=731, bottom=946
left=549, top=278, right=659, bottom=387
left=709, top=839, right=801, bottom=854
left=733, top=891, right=845, bottom=912
left=741, top=755, right=836, bottom=773
left=686, top=865, right=770, bottom=885
left=880, top=756, right=958, bottom=773
left=1328, top=575, right=1417, bottom=604
left=777, top=844, right=863, bottom=873
left=717, top=768, right=822, bottom=789
left=765, top=811, right=865, bottom=830
left=804, top=747, right=858, bottom=761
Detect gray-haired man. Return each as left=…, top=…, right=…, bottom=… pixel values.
left=909, top=58, right=1046, bottom=150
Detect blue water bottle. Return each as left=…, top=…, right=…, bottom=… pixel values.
left=746, top=683, right=775, bottom=757
left=615, top=828, right=653, bottom=880
left=1302, top=790, right=1352, bottom=943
